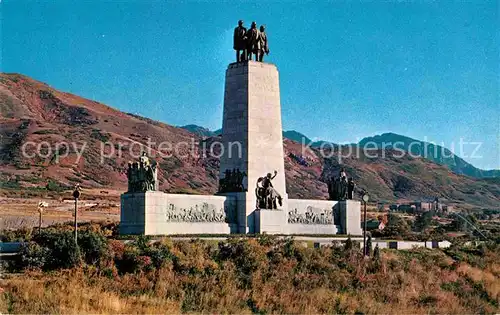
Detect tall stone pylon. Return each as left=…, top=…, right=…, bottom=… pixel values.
left=219, top=61, right=287, bottom=233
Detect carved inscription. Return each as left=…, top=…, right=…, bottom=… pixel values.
left=288, top=206, right=334, bottom=225
left=165, top=202, right=236, bottom=223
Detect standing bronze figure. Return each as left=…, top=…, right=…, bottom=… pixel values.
left=347, top=177, right=355, bottom=200
left=258, top=25, right=269, bottom=62
left=246, top=21, right=260, bottom=61
left=126, top=153, right=158, bottom=193
left=327, top=175, right=349, bottom=201
left=338, top=176, right=348, bottom=200
left=328, top=176, right=337, bottom=200
left=233, top=20, right=247, bottom=62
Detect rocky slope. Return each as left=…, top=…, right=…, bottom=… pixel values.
left=1, top=73, right=499, bottom=209
left=359, top=133, right=500, bottom=178
left=183, top=126, right=499, bottom=179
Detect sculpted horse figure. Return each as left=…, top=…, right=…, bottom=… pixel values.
left=255, top=171, right=283, bottom=209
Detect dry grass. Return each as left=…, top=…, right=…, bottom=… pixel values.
left=0, top=238, right=498, bottom=314
left=0, top=270, right=180, bottom=314
left=457, top=263, right=500, bottom=302
left=0, top=196, right=119, bottom=230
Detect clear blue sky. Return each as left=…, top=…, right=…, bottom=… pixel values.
left=2, top=0, right=499, bottom=170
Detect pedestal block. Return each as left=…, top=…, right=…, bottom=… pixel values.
left=120, top=192, right=237, bottom=235
left=120, top=192, right=147, bottom=234
left=338, top=200, right=363, bottom=236
left=254, top=209, right=286, bottom=234
left=218, top=192, right=254, bottom=233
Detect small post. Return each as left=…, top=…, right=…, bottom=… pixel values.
left=362, top=192, right=370, bottom=256
left=74, top=198, right=78, bottom=243
left=72, top=185, right=81, bottom=245
left=37, top=202, right=44, bottom=235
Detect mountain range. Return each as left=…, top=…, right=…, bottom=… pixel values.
left=180, top=127, right=499, bottom=179
left=1, top=73, right=499, bottom=210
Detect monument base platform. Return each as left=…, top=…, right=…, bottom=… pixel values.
left=120, top=192, right=362, bottom=236
left=254, top=209, right=286, bottom=234
left=120, top=192, right=238, bottom=235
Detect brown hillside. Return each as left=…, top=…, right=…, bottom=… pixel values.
left=0, top=73, right=498, bottom=209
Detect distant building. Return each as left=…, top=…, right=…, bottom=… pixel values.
left=409, top=201, right=422, bottom=211
left=422, top=202, right=434, bottom=211
left=442, top=205, right=453, bottom=212
left=398, top=204, right=416, bottom=213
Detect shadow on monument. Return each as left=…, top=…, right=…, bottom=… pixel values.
left=224, top=197, right=239, bottom=234
left=247, top=210, right=256, bottom=234
left=333, top=203, right=342, bottom=234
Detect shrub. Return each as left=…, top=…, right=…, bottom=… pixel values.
left=115, top=245, right=141, bottom=274
left=0, top=227, right=33, bottom=242
left=143, top=243, right=174, bottom=269
left=135, top=235, right=152, bottom=252
left=2, top=227, right=500, bottom=314
left=383, top=213, right=411, bottom=238
left=216, top=238, right=267, bottom=288
left=0, top=179, right=21, bottom=189
left=344, top=236, right=353, bottom=251
left=15, top=242, right=50, bottom=270
left=33, top=129, right=57, bottom=135
left=413, top=211, right=435, bottom=232
left=33, top=231, right=81, bottom=270
left=108, top=239, right=126, bottom=259
left=78, top=230, right=109, bottom=265
left=45, top=180, right=68, bottom=192
left=257, top=234, right=278, bottom=246
left=90, top=129, right=110, bottom=142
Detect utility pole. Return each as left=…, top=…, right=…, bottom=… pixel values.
left=37, top=201, right=45, bottom=235
left=72, top=185, right=81, bottom=245
left=362, top=192, right=370, bottom=256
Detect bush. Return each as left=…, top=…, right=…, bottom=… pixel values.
left=45, top=180, right=68, bottom=192
left=0, top=227, right=33, bottom=242
left=15, top=242, right=50, bottom=270
left=3, top=226, right=500, bottom=314
left=143, top=243, right=174, bottom=269
left=344, top=236, right=353, bottom=251
left=216, top=238, right=268, bottom=288
left=90, top=129, right=110, bottom=142
left=382, top=213, right=411, bottom=238
left=0, top=179, right=21, bottom=189
left=112, top=239, right=175, bottom=274
left=115, top=246, right=141, bottom=274
left=33, top=231, right=81, bottom=270
left=413, top=211, right=435, bottom=232
left=78, top=230, right=109, bottom=265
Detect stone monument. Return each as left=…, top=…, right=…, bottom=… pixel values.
left=120, top=21, right=362, bottom=236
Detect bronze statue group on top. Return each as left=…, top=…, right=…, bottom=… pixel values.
left=233, top=20, right=270, bottom=62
